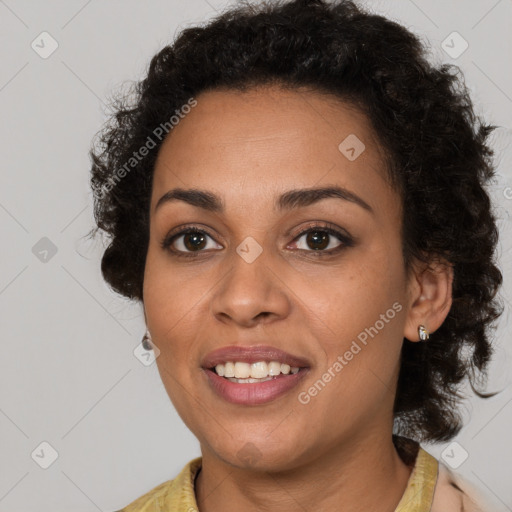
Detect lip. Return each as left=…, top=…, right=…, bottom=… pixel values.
left=201, top=345, right=311, bottom=369
left=200, top=345, right=311, bottom=406
left=202, top=367, right=310, bottom=405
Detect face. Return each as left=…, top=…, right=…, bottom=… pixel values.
left=143, top=85, right=413, bottom=471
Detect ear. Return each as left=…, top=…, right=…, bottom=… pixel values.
left=403, top=257, right=454, bottom=342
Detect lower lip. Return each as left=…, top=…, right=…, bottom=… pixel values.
left=203, top=368, right=309, bottom=405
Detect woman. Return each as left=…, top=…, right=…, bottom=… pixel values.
left=88, top=0, right=504, bottom=510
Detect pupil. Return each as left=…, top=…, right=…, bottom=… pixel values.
left=307, top=231, right=329, bottom=250
left=184, top=232, right=206, bottom=251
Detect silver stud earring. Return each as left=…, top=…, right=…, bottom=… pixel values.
left=141, top=329, right=153, bottom=350
left=418, top=325, right=429, bottom=341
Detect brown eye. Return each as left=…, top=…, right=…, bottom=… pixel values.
left=182, top=231, right=207, bottom=251
left=293, top=227, right=347, bottom=252
left=304, top=230, right=330, bottom=250
left=162, top=228, right=223, bottom=255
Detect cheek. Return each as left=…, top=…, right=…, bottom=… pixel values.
left=306, top=244, right=405, bottom=338
left=298, top=298, right=405, bottom=435
left=301, top=245, right=406, bottom=398
left=142, top=247, right=224, bottom=398
left=143, top=247, right=205, bottom=332
left=143, top=252, right=208, bottom=430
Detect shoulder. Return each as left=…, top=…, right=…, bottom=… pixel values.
left=393, top=436, right=495, bottom=512
left=431, top=460, right=490, bottom=512
left=113, top=457, right=202, bottom=512
left=113, top=478, right=174, bottom=512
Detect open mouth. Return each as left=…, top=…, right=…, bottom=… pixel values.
left=201, top=346, right=311, bottom=405
left=203, top=361, right=309, bottom=405
left=209, top=360, right=302, bottom=383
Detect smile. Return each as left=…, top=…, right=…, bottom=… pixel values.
left=203, top=365, right=309, bottom=405
left=213, top=360, right=300, bottom=380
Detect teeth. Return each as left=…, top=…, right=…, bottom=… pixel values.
left=215, top=364, right=225, bottom=377
left=268, top=361, right=281, bottom=375
left=234, top=362, right=251, bottom=378
left=281, top=363, right=291, bottom=375
left=224, top=361, right=235, bottom=378
left=227, top=376, right=274, bottom=383
left=212, top=360, right=301, bottom=379
left=250, top=361, right=268, bottom=378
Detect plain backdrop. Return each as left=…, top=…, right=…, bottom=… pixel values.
left=0, top=1, right=511, bottom=511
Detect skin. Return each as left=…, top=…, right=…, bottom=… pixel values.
left=142, top=85, right=453, bottom=512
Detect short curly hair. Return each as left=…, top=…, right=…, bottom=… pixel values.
left=88, top=0, right=504, bottom=444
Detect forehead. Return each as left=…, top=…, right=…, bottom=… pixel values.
left=151, top=85, right=395, bottom=215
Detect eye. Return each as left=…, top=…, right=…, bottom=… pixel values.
left=288, top=223, right=353, bottom=254
left=161, top=226, right=223, bottom=256
left=161, top=222, right=353, bottom=258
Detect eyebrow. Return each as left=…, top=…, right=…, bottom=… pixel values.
left=154, top=185, right=373, bottom=215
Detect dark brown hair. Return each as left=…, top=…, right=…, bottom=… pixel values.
left=88, top=0, right=503, bottom=443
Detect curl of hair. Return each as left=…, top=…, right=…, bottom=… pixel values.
left=88, top=0, right=504, bottom=443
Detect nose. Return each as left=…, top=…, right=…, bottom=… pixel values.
left=210, top=245, right=292, bottom=328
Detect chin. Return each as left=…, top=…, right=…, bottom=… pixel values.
left=208, top=436, right=305, bottom=473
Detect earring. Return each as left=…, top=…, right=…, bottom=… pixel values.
left=418, top=325, right=429, bottom=341
left=141, top=329, right=153, bottom=351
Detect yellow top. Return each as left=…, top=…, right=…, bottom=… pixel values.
left=116, top=447, right=438, bottom=512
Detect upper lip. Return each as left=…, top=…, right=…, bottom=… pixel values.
left=201, top=345, right=311, bottom=369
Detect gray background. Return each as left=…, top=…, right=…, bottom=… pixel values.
left=0, top=0, right=511, bottom=511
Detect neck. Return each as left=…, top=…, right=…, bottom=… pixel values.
left=195, top=431, right=414, bottom=512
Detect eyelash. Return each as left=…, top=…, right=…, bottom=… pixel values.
left=160, top=222, right=354, bottom=259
